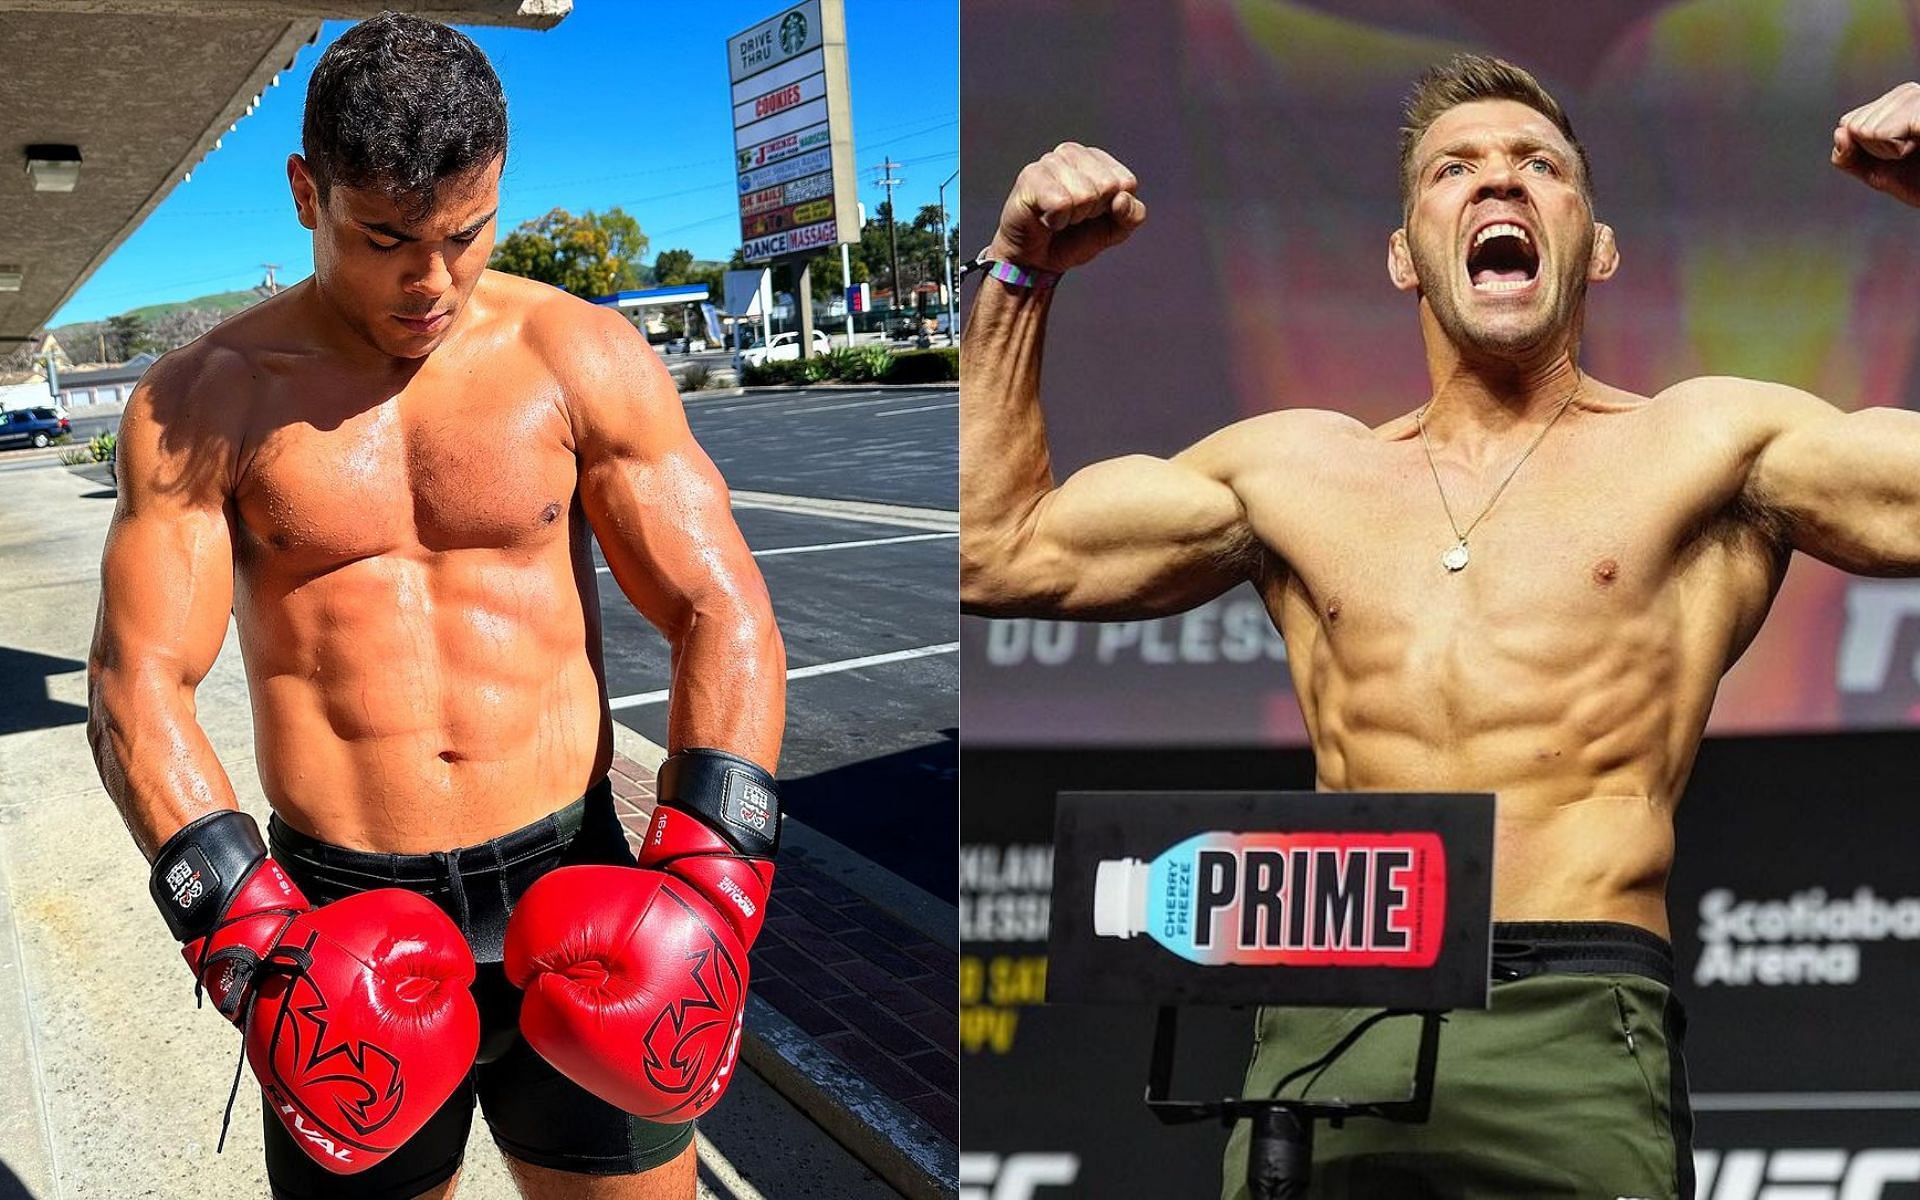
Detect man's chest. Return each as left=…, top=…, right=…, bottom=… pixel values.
left=1245, top=429, right=1760, bottom=647
left=232, top=379, right=578, bottom=566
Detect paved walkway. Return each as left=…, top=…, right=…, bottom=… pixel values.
left=0, top=458, right=954, bottom=1199
left=607, top=748, right=957, bottom=1199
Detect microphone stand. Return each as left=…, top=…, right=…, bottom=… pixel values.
left=1142, top=1006, right=1445, bottom=1200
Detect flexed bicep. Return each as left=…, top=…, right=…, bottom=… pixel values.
left=962, top=410, right=1284, bottom=620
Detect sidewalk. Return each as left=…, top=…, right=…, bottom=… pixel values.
left=605, top=740, right=958, bottom=1200
left=0, top=459, right=954, bottom=1199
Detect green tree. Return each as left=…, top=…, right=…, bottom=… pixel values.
left=856, top=203, right=945, bottom=310
left=653, top=248, right=695, bottom=286
left=489, top=207, right=648, bottom=298
left=797, top=250, right=869, bottom=304
left=106, top=313, right=157, bottom=361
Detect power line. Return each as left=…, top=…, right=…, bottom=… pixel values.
left=154, top=115, right=959, bottom=218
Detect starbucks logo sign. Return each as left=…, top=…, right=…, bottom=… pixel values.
left=780, top=11, right=808, bottom=55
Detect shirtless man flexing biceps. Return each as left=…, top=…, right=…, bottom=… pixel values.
left=961, top=56, right=1920, bottom=1199
left=89, top=15, right=783, bottom=1200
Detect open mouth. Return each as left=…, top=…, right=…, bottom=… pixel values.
left=1466, top=222, right=1539, bottom=293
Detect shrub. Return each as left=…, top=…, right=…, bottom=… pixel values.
left=742, top=359, right=814, bottom=387
left=883, top=347, right=958, bottom=384
left=825, top=344, right=895, bottom=383
left=58, top=447, right=92, bottom=466
left=89, top=432, right=116, bottom=463
left=678, top=362, right=711, bottom=392
left=740, top=344, right=957, bottom=386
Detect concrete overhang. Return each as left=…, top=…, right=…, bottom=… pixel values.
left=0, top=0, right=571, bottom=344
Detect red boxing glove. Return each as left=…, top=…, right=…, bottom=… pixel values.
left=504, top=750, right=778, bottom=1121
left=152, top=811, right=480, bottom=1174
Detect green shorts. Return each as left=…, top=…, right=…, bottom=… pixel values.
left=1222, top=922, right=1693, bottom=1200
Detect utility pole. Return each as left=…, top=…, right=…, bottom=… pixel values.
left=875, top=157, right=903, bottom=324
left=259, top=263, right=282, bottom=296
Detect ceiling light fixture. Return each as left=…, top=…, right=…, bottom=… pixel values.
left=25, top=144, right=81, bottom=193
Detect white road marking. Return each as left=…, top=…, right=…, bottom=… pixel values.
left=595, top=531, right=956, bottom=573
left=754, top=531, right=955, bottom=557
left=728, top=491, right=957, bottom=531
left=696, top=1129, right=767, bottom=1200
left=783, top=396, right=916, bottom=415
left=608, top=642, right=958, bottom=710
left=873, top=401, right=957, bottom=417
left=690, top=390, right=885, bottom=413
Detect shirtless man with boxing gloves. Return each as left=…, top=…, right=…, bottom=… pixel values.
left=87, top=14, right=782, bottom=1199
left=963, top=56, right=1920, bottom=1199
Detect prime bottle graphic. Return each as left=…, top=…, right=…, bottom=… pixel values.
left=1092, top=831, right=1446, bottom=967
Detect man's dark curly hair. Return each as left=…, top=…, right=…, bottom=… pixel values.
left=301, top=12, right=507, bottom=221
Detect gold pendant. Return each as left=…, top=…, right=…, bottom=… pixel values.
left=1442, top=541, right=1469, bottom=572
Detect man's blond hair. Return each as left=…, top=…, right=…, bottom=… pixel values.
left=1398, top=54, right=1591, bottom=217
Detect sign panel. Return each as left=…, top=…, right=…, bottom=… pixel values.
left=741, top=218, right=840, bottom=262
left=1048, top=791, right=1493, bottom=1010
left=737, top=120, right=832, bottom=172
left=727, top=0, right=860, bottom=261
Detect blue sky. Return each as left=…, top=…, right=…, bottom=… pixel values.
left=53, top=1, right=957, bottom=325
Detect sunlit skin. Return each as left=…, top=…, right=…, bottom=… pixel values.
left=962, top=87, right=1920, bottom=940
left=86, top=152, right=780, bottom=1198
left=90, top=149, right=784, bottom=851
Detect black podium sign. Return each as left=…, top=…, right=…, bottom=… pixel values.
left=1048, top=791, right=1496, bottom=1010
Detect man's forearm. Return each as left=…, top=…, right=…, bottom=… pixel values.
left=959, top=278, right=1059, bottom=599
left=663, top=599, right=785, bottom=771
left=87, top=669, right=240, bottom=860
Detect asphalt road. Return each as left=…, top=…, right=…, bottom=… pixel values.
left=605, top=385, right=958, bottom=900
left=682, top=385, right=957, bottom=510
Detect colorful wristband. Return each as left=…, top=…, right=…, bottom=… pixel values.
left=963, top=255, right=1062, bottom=290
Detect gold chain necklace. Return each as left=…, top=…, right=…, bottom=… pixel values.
left=1415, top=376, right=1581, bottom=573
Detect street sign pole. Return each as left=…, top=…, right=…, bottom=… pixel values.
left=797, top=259, right=815, bottom=360
left=840, top=240, right=854, bottom=346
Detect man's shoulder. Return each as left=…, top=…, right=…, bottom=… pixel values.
left=1173, top=408, right=1368, bottom=492
left=1204, top=407, right=1371, bottom=461
left=1655, top=373, right=1822, bottom=408
left=125, top=333, right=251, bottom=423
left=115, top=339, right=254, bottom=502
left=133, top=289, right=313, bottom=410
left=1651, top=374, right=1834, bottom=453
left=484, top=270, right=634, bottom=352
left=482, top=272, right=672, bottom=440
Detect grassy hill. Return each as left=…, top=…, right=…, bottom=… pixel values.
left=50, top=288, right=263, bottom=347
left=121, top=290, right=262, bottom=322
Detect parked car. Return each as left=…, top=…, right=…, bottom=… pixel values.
left=0, top=406, right=71, bottom=450
left=733, top=329, right=833, bottom=373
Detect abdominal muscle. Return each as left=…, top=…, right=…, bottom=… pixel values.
left=234, top=543, right=612, bottom=852
left=1311, top=725, right=1684, bottom=940
left=1295, top=599, right=1705, bottom=942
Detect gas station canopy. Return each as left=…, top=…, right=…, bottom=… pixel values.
left=0, top=0, right=570, bottom=345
